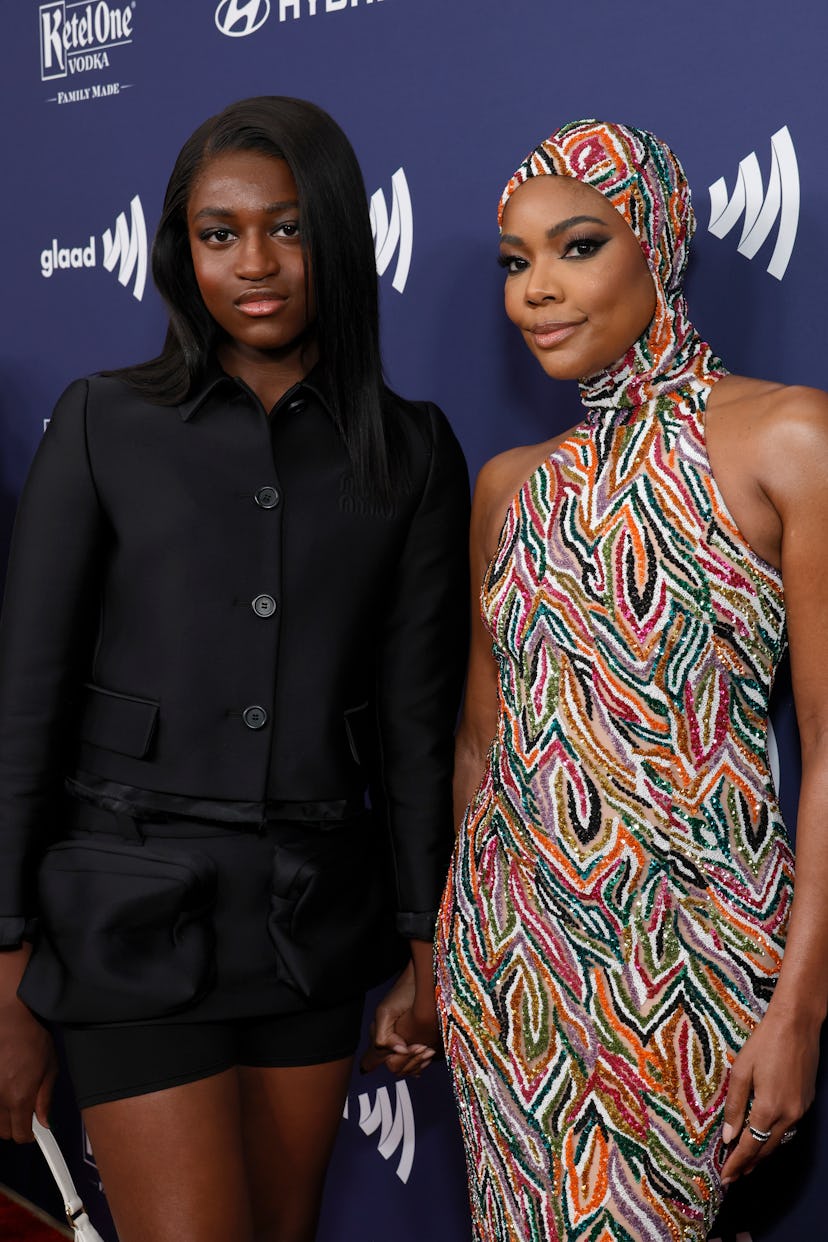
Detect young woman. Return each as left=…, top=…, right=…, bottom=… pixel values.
left=436, top=119, right=828, bottom=1241
left=0, top=96, right=469, bottom=1242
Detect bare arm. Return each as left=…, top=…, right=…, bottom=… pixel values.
left=0, top=946, right=57, bottom=1142
left=360, top=939, right=439, bottom=1076
left=363, top=444, right=551, bottom=1076
left=722, top=386, right=828, bottom=1179
left=452, top=459, right=504, bottom=830
left=453, top=441, right=569, bottom=829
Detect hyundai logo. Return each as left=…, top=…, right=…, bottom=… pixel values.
left=215, top=0, right=270, bottom=37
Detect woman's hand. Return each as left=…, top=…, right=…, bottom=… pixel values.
left=720, top=1005, right=820, bottom=1183
left=0, top=947, right=58, bottom=1143
left=360, top=944, right=441, bottom=1078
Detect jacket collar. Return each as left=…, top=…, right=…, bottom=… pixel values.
left=177, top=358, right=333, bottom=422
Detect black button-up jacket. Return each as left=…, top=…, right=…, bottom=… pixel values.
left=0, top=369, right=470, bottom=946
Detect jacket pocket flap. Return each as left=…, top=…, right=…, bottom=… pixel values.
left=79, top=683, right=159, bottom=759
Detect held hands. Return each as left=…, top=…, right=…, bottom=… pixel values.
left=720, top=1005, right=820, bottom=1183
left=0, top=949, right=58, bottom=1143
left=360, top=959, right=441, bottom=1079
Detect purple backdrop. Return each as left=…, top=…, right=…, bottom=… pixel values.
left=1, top=1, right=825, bottom=1238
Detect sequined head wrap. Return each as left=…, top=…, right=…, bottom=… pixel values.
left=499, top=119, right=726, bottom=422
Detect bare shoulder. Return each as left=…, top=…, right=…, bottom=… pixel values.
left=475, top=442, right=544, bottom=499
left=475, top=427, right=578, bottom=516
left=715, top=370, right=828, bottom=501
left=476, top=437, right=566, bottom=553
left=713, top=374, right=828, bottom=431
left=472, top=431, right=575, bottom=560
left=764, top=382, right=828, bottom=431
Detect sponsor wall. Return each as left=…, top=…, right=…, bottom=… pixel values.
left=0, top=1, right=826, bottom=1238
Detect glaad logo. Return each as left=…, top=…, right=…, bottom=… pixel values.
left=708, top=127, right=799, bottom=281
left=102, top=196, right=147, bottom=300
left=371, top=168, right=413, bottom=294
left=343, top=1080, right=415, bottom=1183
left=40, top=0, right=135, bottom=81
left=40, top=196, right=147, bottom=301
left=215, top=0, right=271, bottom=37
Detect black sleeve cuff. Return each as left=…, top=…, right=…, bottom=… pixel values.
left=396, top=910, right=438, bottom=941
left=0, top=916, right=29, bottom=949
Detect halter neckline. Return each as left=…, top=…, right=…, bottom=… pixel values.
left=577, top=312, right=727, bottom=429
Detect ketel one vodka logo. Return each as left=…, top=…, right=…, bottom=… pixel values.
left=40, top=196, right=147, bottom=301
left=40, top=1, right=135, bottom=81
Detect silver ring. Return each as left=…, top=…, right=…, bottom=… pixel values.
left=780, top=1127, right=797, bottom=1144
left=748, top=1124, right=772, bottom=1143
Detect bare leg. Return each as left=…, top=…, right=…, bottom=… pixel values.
left=238, top=1057, right=354, bottom=1242
left=82, top=1069, right=254, bottom=1242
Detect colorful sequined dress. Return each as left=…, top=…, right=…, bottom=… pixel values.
left=436, top=120, right=794, bottom=1242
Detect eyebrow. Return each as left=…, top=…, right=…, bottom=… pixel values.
left=500, top=214, right=609, bottom=245
left=192, top=200, right=299, bottom=221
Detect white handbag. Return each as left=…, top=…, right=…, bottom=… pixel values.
left=31, top=1116, right=105, bottom=1241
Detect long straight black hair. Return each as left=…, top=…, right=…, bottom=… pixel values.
left=112, top=96, right=401, bottom=502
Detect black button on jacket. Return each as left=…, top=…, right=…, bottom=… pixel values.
left=0, top=370, right=470, bottom=947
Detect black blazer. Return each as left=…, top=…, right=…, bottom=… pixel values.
left=0, top=369, right=469, bottom=947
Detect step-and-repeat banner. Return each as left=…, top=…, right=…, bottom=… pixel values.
left=1, top=2, right=825, bottom=1238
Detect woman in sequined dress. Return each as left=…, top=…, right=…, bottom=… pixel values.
left=435, top=120, right=828, bottom=1241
